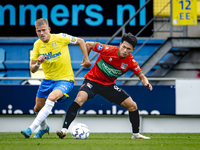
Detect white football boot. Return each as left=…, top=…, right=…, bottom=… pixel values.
left=56, top=128, right=68, bottom=139
left=131, top=133, right=150, bottom=139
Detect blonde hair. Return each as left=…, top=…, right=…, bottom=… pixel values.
left=35, top=18, right=49, bottom=27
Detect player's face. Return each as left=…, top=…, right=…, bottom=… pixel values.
left=119, top=41, right=135, bottom=58
left=36, top=24, right=51, bottom=43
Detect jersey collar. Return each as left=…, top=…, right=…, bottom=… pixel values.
left=118, top=49, right=126, bottom=60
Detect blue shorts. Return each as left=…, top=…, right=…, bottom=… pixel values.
left=37, top=79, right=74, bottom=103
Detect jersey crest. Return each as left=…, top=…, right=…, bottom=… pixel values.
left=121, top=63, right=128, bottom=69
left=52, top=42, right=57, bottom=49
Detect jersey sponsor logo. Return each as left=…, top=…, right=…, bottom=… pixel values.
left=97, top=44, right=103, bottom=51
left=97, top=59, right=125, bottom=78
left=102, top=63, right=123, bottom=76
left=121, top=63, right=128, bottom=69
left=42, top=51, right=61, bottom=60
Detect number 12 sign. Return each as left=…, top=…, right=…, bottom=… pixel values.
left=172, top=0, right=197, bottom=25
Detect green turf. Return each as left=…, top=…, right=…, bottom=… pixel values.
left=0, top=133, right=199, bottom=150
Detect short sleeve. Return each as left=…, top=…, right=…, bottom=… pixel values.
left=30, top=42, right=40, bottom=61
left=93, top=42, right=111, bottom=53
left=60, top=33, right=77, bottom=45
left=130, top=59, right=143, bottom=77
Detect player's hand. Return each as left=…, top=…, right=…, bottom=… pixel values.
left=81, top=60, right=91, bottom=69
left=144, top=83, right=153, bottom=91
left=37, top=55, right=47, bottom=65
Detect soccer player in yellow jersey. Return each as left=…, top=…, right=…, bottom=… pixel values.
left=21, top=18, right=91, bottom=138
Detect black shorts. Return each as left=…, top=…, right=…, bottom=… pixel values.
left=79, top=79, right=130, bottom=105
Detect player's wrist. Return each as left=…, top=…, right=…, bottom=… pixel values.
left=35, top=62, right=41, bottom=67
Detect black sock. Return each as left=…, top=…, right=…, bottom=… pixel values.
left=129, top=109, right=140, bottom=133
left=62, top=101, right=80, bottom=129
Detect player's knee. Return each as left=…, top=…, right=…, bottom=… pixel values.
left=48, top=89, right=63, bottom=102
left=34, top=105, right=41, bottom=112
left=47, top=94, right=56, bottom=101
left=127, top=101, right=137, bottom=111
left=74, top=91, right=88, bottom=106
left=74, top=96, right=86, bottom=106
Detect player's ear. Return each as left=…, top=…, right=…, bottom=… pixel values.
left=131, top=48, right=135, bottom=52
left=49, top=27, right=51, bottom=32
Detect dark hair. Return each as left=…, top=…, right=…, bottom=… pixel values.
left=121, top=32, right=138, bottom=48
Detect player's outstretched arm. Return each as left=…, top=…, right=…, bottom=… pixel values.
left=138, top=73, right=153, bottom=91
left=76, top=38, right=91, bottom=69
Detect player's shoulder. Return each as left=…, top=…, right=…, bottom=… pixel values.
left=33, top=38, right=43, bottom=47
left=51, top=33, right=63, bottom=39
left=123, top=54, right=135, bottom=63
left=129, top=55, right=139, bottom=66
left=54, top=33, right=73, bottom=42
left=54, top=33, right=70, bottom=38
left=128, top=54, right=134, bottom=59
left=95, top=42, right=119, bottom=51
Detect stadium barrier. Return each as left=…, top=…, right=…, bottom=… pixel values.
left=0, top=77, right=200, bottom=133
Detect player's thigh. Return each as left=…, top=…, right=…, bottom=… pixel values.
left=77, top=79, right=99, bottom=106
left=52, top=80, right=74, bottom=103
left=34, top=97, right=46, bottom=112
left=47, top=89, right=64, bottom=102
left=101, top=84, right=129, bottom=105
left=120, top=97, right=137, bottom=111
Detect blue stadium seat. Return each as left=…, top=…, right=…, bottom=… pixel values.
left=0, top=48, right=6, bottom=78
left=0, top=48, right=5, bottom=69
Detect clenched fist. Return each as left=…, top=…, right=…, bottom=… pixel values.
left=81, top=60, right=91, bottom=69
left=37, top=55, right=47, bottom=65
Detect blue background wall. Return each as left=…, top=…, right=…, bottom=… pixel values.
left=0, top=85, right=175, bottom=115
left=0, top=38, right=165, bottom=84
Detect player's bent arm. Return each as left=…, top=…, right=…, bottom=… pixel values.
left=85, top=42, right=94, bottom=56
left=138, top=73, right=153, bottom=91
left=76, top=38, right=89, bottom=58
left=76, top=38, right=91, bottom=68
left=30, top=60, right=40, bottom=73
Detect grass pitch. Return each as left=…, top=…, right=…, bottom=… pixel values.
left=0, top=133, right=199, bottom=150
